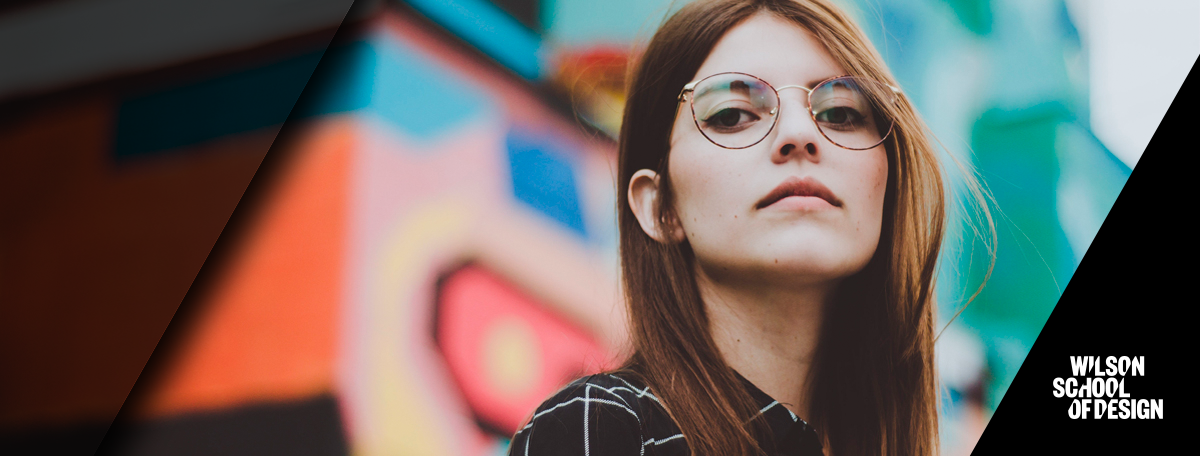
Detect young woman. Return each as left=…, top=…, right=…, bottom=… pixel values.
left=510, top=0, right=981, bottom=455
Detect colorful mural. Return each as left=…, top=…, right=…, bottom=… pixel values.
left=4, top=0, right=1163, bottom=455
left=122, top=8, right=628, bottom=456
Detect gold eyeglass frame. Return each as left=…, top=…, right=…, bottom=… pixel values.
left=676, top=72, right=903, bottom=150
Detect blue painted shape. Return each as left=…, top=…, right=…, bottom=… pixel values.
left=294, top=38, right=490, bottom=141
left=292, top=41, right=376, bottom=117
left=942, top=0, right=993, bottom=35
left=368, top=37, right=489, bottom=136
left=115, top=36, right=491, bottom=157
left=403, top=0, right=544, bottom=80
left=1056, top=0, right=1081, bottom=47
left=506, top=130, right=587, bottom=238
left=544, top=0, right=682, bottom=45
left=114, top=50, right=324, bottom=159
left=493, top=437, right=511, bottom=456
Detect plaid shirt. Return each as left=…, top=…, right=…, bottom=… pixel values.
left=508, top=371, right=825, bottom=456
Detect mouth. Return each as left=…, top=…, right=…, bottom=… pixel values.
left=755, top=176, right=844, bottom=210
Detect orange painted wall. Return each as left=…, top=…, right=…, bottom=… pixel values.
left=133, top=120, right=354, bottom=418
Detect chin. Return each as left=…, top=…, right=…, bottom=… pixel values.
left=689, top=231, right=880, bottom=284
left=751, top=241, right=877, bottom=282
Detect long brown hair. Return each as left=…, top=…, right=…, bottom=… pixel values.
left=613, top=1, right=977, bottom=455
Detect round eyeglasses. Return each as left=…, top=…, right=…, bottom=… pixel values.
left=676, top=72, right=900, bottom=150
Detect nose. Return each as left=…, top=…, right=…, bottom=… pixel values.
left=768, top=89, right=823, bottom=165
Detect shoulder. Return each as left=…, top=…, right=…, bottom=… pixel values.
left=508, top=373, right=661, bottom=456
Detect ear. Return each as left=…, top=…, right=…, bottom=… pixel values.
left=628, top=169, right=686, bottom=244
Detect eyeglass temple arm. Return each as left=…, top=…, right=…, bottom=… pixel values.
left=677, top=81, right=699, bottom=102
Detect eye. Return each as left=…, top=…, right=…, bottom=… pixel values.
left=702, top=108, right=761, bottom=131
left=814, top=106, right=866, bottom=130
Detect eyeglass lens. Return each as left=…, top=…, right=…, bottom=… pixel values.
left=690, top=74, right=894, bottom=150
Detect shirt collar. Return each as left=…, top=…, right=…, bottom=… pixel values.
left=733, top=370, right=825, bottom=456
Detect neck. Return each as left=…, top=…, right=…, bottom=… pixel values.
left=696, top=267, right=834, bottom=420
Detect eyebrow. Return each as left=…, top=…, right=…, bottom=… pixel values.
left=688, top=73, right=846, bottom=94
left=802, top=75, right=843, bottom=88
left=757, top=74, right=844, bottom=90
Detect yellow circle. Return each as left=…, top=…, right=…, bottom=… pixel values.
left=482, top=317, right=541, bottom=396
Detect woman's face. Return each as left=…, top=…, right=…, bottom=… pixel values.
left=650, top=13, right=889, bottom=288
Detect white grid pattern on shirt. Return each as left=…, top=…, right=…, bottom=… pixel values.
left=517, top=396, right=640, bottom=433
left=512, top=373, right=817, bottom=456
left=643, top=434, right=685, bottom=446
left=584, top=384, right=591, bottom=456
left=606, top=374, right=662, bottom=404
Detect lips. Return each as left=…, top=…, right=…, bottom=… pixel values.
left=755, top=176, right=843, bottom=209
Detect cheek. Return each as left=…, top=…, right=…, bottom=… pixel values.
left=667, top=148, right=743, bottom=236
left=669, top=153, right=717, bottom=222
left=838, top=149, right=889, bottom=240
left=859, top=151, right=889, bottom=235
left=869, top=153, right=889, bottom=210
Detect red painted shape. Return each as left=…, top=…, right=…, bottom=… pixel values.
left=436, top=265, right=610, bottom=436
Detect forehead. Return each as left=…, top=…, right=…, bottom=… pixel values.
left=691, top=13, right=845, bottom=88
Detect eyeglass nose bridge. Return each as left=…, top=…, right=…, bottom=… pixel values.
left=763, top=85, right=815, bottom=118
left=768, top=84, right=815, bottom=117
left=774, top=84, right=814, bottom=94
